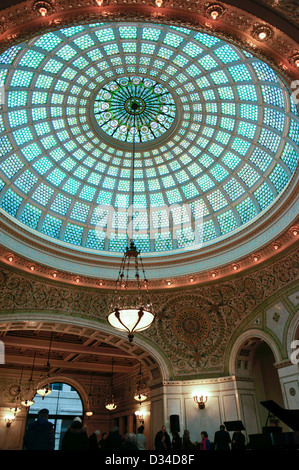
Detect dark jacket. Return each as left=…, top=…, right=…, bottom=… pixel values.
left=106, top=430, right=123, bottom=450
left=214, top=429, right=231, bottom=450
left=232, top=431, right=246, bottom=450
left=155, top=430, right=171, bottom=451
left=23, top=417, right=55, bottom=450
left=89, top=432, right=100, bottom=450
left=171, top=433, right=183, bottom=451
left=61, top=426, right=90, bottom=450
left=121, top=440, right=139, bottom=451
left=182, top=436, right=196, bottom=451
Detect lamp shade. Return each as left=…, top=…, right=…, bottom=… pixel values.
left=107, top=307, right=155, bottom=342
left=105, top=395, right=117, bottom=411
left=21, top=399, right=35, bottom=407
left=36, top=385, right=52, bottom=397
left=134, top=392, right=147, bottom=403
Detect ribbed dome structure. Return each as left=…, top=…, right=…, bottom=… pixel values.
left=0, top=22, right=298, bottom=255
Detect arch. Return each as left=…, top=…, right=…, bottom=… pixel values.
left=0, top=311, right=171, bottom=381
left=229, top=329, right=282, bottom=376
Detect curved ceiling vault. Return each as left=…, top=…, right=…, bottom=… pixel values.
left=0, top=2, right=298, bottom=284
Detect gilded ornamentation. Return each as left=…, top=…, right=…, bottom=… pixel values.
left=1, top=248, right=298, bottom=377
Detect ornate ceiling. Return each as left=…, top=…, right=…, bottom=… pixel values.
left=0, top=245, right=298, bottom=378
left=0, top=22, right=297, bottom=258
left=0, top=3, right=297, bottom=282
left=0, top=0, right=297, bottom=385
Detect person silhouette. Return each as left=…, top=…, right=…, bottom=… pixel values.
left=214, top=424, right=231, bottom=451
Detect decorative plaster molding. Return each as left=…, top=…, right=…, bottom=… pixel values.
left=0, top=248, right=298, bottom=378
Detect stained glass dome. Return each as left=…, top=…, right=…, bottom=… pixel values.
left=0, top=22, right=298, bottom=256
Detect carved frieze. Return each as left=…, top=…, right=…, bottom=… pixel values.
left=0, top=248, right=298, bottom=377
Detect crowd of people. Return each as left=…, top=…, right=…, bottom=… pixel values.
left=154, top=424, right=245, bottom=451
left=23, top=408, right=246, bottom=451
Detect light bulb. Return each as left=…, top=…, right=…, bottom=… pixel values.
left=39, top=7, right=47, bottom=16
left=210, top=10, right=219, bottom=19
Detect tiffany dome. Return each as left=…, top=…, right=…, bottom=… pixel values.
left=0, top=21, right=298, bottom=278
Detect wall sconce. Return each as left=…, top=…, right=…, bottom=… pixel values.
left=135, top=410, right=145, bottom=424
left=5, top=415, right=15, bottom=427
left=193, top=394, right=208, bottom=410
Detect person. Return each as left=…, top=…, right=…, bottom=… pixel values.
left=106, top=426, right=123, bottom=450
left=98, top=432, right=109, bottom=450
left=23, top=408, right=55, bottom=450
left=199, top=431, right=211, bottom=450
left=182, top=429, right=196, bottom=451
left=121, top=433, right=139, bottom=451
left=155, top=425, right=171, bottom=451
left=60, top=417, right=89, bottom=450
left=214, top=424, right=231, bottom=451
left=136, top=426, right=147, bottom=450
left=232, top=429, right=246, bottom=450
left=89, top=429, right=101, bottom=450
left=171, top=431, right=182, bottom=451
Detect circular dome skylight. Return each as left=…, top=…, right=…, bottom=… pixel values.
left=0, top=22, right=298, bottom=256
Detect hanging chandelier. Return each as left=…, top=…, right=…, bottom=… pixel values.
left=107, top=100, right=155, bottom=343
left=134, top=362, right=148, bottom=403
left=85, top=373, right=94, bottom=417
left=105, top=358, right=117, bottom=411
left=11, top=366, right=23, bottom=413
left=37, top=332, right=53, bottom=398
left=21, top=350, right=36, bottom=407
left=36, top=384, right=52, bottom=398
left=21, top=399, right=35, bottom=407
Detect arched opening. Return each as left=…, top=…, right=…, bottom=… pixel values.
left=252, top=342, right=285, bottom=430
left=25, top=381, right=84, bottom=450
left=235, top=336, right=285, bottom=431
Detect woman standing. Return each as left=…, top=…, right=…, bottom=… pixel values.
left=199, top=431, right=211, bottom=450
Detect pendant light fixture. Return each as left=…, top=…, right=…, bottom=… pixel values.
left=107, top=100, right=155, bottom=343
left=11, top=366, right=24, bottom=414
left=105, top=358, right=117, bottom=411
left=85, top=373, right=94, bottom=417
left=134, top=362, right=147, bottom=403
left=37, top=332, right=53, bottom=398
left=21, top=350, right=36, bottom=407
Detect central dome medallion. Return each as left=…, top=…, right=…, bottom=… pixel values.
left=93, top=76, right=176, bottom=143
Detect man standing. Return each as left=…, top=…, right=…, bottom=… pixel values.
left=23, top=408, right=55, bottom=450
left=136, top=425, right=147, bottom=450
left=231, top=428, right=246, bottom=450
left=214, top=424, right=231, bottom=450
left=154, top=425, right=171, bottom=451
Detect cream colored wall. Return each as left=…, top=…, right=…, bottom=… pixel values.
left=0, top=408, right=27, bottom=450
left=278, top=363, right=299, bottom=410
left=161, top=377, right=259, bottom=446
